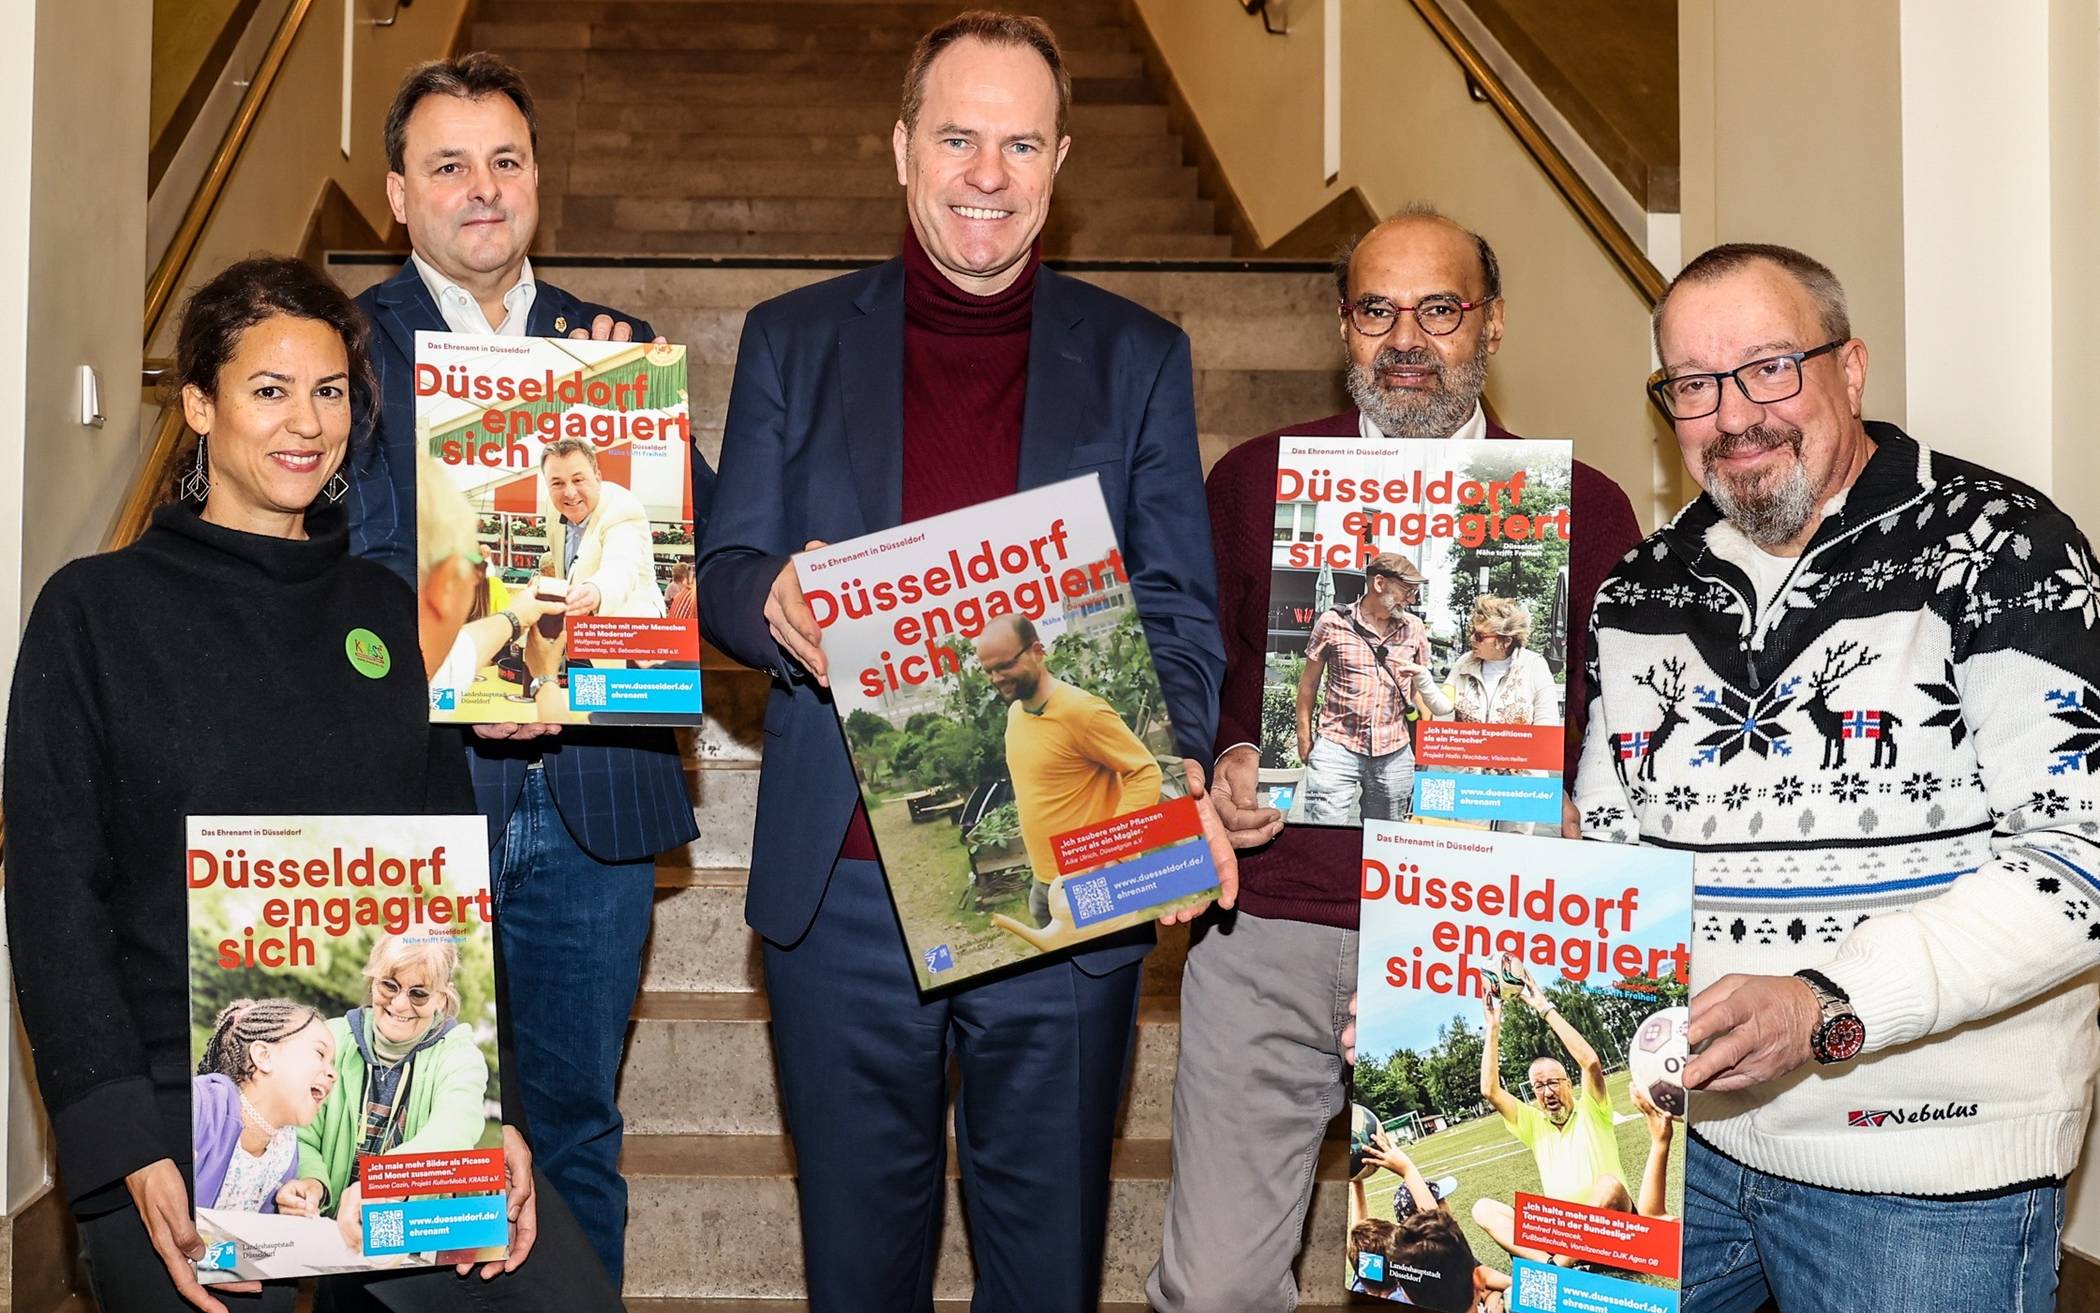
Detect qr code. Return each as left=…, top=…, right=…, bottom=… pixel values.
left=366, top=1206, right=406, bottom=1251
left=1517, top=1264, right=1558, bottom=1310
left=1070, top=875, right=1114, bottom=922
left=571, top=671, right=609, bottom=708
left=1418, top=776, right=1457, bottom=814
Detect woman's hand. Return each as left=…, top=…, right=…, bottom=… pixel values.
left=125, top=1158, right=260, bottom=1311
left=274, top=1177, right=325, bottom=1218
left=458, top=1125, right=538, bottom=1278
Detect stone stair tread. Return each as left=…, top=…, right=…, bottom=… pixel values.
left=503, top=46, right=1142, bottom=79
left=546, top=132, right=1183, bottom=169
left=657, top=863, right=749, bottom=888
left=476, top=18, right=1136, bottom=53
left=621, top=1133, right=1345, bottom=1180
left=552, top=72, right=1159, bottom=107
left=557, top=159, right=1197, bottom=200
left=537, top=231, right=1234, bottom=257
left=530, top=102, right=1172, bottom=136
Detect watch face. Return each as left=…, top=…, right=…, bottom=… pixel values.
left=1817, top=1014, right=1867, bottom=1063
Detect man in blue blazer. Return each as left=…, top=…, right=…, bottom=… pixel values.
left=345, top=53, right=704, bottom=1286
left=698, top=16, right=1232, bottom=1311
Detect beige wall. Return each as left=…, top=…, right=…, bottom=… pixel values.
left=1679, top=0, right=2100, bottom=535
left=152, top=0, right=249, bottom=144
left=17, top=0, right=153, bottom=655
left=0, top=0, right=151, bottom=1214
left=0, top=0, right=35, bottom=1221
left=2045, top=0, right=2100, bottom=537
left=1133, top=0, right=1340, bottom=245
left=1132, top=0, right=1674, bottom=527
left=0, top=0, right=467, bottom=1214
left=1678, top=0, right=1907, bottom=430
left=147, top=0, right=468, bottom=358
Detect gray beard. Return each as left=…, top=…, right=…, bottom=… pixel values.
left=1703, top=425, right=1816, bottom=547
left=1346, top=338, right=1491, bottom=440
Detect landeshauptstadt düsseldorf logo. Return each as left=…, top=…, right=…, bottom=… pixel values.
left=1848, top=1102, right=1980, bottom=1128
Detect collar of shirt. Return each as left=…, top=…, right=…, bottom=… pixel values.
left=410, top=251, right=537, bottom=337
left=1358, top=400, right=1488, bottom=443
left=1348, top=598, right=1406, bottom=641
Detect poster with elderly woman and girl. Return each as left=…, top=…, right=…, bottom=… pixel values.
left=184, top=814, right=509, bottom=1281
left=1266, top=435, right=1574, bottom=829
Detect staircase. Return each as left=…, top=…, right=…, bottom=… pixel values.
left=331, top=0, right=1361, bottom=1304
left=483, top=0, right=1232, bottom=259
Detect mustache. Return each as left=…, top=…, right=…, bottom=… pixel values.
left=1372, top=345, right=1445, bottom=382
left=1703, top=423, right=1804, bottom=467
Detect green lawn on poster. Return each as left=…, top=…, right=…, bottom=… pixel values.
left=1357, top=1068, right=1687, bottom=1292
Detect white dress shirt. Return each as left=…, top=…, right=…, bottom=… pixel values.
left=411, top=251, right=537, bottom=337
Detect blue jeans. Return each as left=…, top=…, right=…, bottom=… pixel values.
left=1684, top=1137, right=2064, bottom=1313
left=493, top=766, right=657, bottom=1287
left=1302, top=734, right=1415, bottom=824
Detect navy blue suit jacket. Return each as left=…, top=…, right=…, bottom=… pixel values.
left=697, top=258, right=1224, bottom=972
left=348, top=260, right=704, bottom=863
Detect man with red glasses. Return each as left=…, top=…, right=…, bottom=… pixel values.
left=1147, top=207, right=1643, bottom=1311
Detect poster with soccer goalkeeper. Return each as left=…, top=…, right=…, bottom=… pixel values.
left=1349, top=821, right=1694, bottom=1312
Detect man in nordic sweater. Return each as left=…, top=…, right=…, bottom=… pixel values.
left=1576, top=242, right=2100, bottom=1310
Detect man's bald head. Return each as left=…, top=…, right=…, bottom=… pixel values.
left=973, top=612, right=1047, bottom=703
left=1334, top=206, right=1501, bottom=307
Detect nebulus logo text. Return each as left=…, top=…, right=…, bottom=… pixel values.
left=1847, top=1102, right=1979, bottom=1129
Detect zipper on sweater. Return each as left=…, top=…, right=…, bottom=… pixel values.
left=1746, top=487, right=1932, bottom=653
left=1657, top=540, right=1759, bottom=684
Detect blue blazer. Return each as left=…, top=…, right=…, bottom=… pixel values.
left=347, top=260, right=704, bottom=863
left=697, top=258, right=1224, bottom=971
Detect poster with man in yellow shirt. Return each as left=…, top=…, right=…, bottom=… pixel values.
left=973, top=613, right=1164, bottom=931
left=794, top=477, right=1224, bottom=988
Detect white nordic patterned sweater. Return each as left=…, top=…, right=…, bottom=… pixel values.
left=1575, top=425, right=2100, bottom=1194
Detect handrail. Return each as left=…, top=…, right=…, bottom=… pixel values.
left=143, top=0, right=319, bottom=347
left=1240, top=0, right=1287, bottom=37
left=1406, top=0, right=1665, bottom=307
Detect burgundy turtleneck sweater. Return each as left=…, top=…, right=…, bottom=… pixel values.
left=839, top=229, right=1041, bottom=861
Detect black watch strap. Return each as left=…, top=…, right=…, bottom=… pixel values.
left=1794, top=968, right=1850, bottom=1003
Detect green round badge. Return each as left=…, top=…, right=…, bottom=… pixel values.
left=345, top=628, right=391, bottom=680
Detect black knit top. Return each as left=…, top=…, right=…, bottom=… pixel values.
left=2, top=503, right=473, bottom=1212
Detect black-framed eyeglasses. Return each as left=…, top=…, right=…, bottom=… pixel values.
left=1648, top=340, right=1845, bottom=420
left=1341, top=293, right=1497, bottom=338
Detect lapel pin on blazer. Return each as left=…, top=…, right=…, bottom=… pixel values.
left=554, top=315, right=567, bottom=333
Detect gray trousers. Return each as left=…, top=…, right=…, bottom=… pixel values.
left=1147, top=911, right=1357, bottom=1313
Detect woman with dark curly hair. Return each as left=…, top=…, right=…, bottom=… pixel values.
left=191, top=1000, right=337, bottom=1218
left=3, top=256, right=619, bottom=1312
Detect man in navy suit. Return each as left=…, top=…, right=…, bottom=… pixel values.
left=698, top=15, right=1234, bottom=1311
left=345, top=53, right=704, bottom=1286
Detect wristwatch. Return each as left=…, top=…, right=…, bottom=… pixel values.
left=1795, top=969, right=1866, bottom=1064
left=526, top=674, right=558, bottom=700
